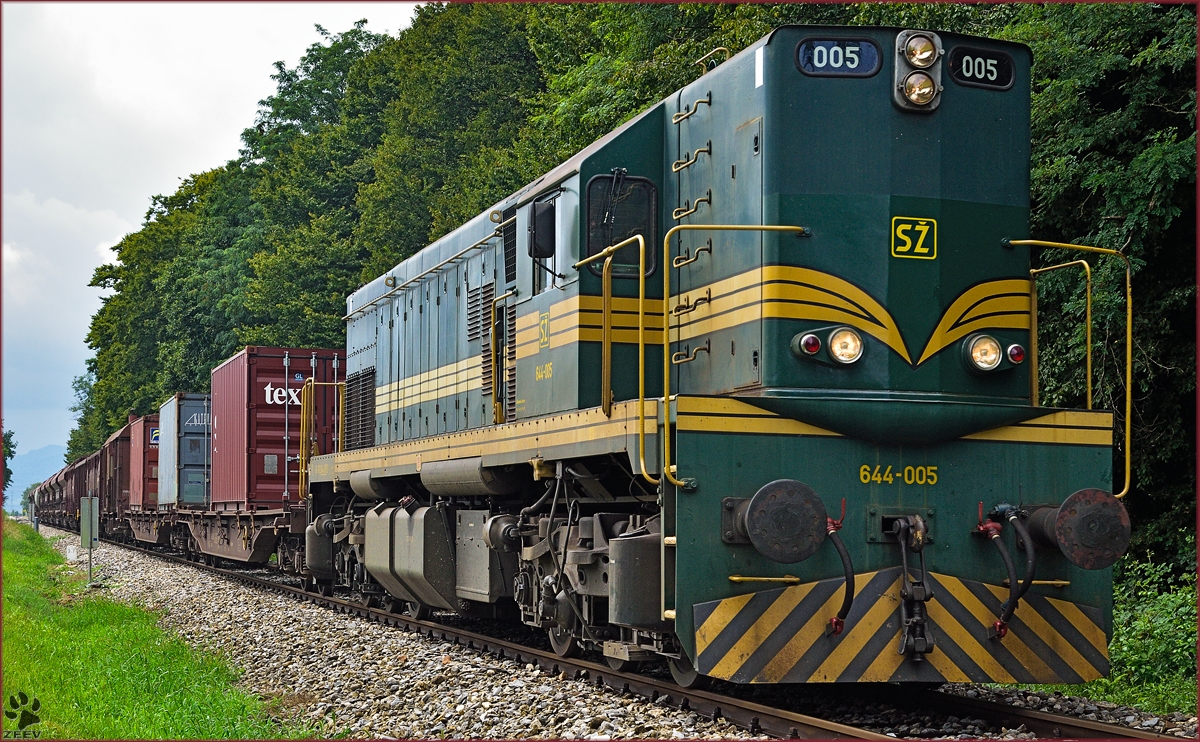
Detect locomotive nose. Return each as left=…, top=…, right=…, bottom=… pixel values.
left=1025, top=489, right=1131, bottom=570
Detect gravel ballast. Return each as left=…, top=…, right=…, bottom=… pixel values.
left=38, top=528, right=754, bottom=739
left=36, top=527, right=1196, bottom=740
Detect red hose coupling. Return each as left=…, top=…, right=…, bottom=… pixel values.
left=991, top=620, right=1008, bottom=639
left=827, top=498, right=847, bottom=533
left=827, top=616, right=845, bottom=637
left=976, top=521, right=1002, bottom=538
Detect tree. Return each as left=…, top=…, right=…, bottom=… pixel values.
left=2, top=426, right=14, bottom=494
left=19, top=482, right=39, bottom=516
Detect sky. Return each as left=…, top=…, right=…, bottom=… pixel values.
left=2, top=2, right=418, bottom=454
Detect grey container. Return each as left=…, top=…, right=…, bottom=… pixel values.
left=157, top=393, right=211, bottom=509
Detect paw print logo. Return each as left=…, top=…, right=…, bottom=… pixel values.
left=4, top=692, right=41, bottom=730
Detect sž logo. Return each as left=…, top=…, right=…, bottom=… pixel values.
left=264, top=383, right=302, bottom=405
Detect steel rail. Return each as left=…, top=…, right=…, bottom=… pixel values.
left=906, top=688, right=1177, bottom=741
left=66, top=528, right=1174, bottom=741
left=99, top=535, right=883, bottom=740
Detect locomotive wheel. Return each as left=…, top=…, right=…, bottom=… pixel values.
left=605, top=656, right=642, bottom=673
left=403, top=601, right=431, bottom=621
left=548, top=625, right=582, bottom=658
left=668, top=654, right=711, bottom=690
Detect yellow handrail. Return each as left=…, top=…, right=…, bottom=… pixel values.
left=1029, top=259, right=1092, bottom=409
left=298, top=379, right=345, bottom=498
left=659, top=225, right=810, bottom=489
left=490, top=289, right=517, bottom=425
left=574, top=235, right=654, bottom=481
left=1005, top=239, right=1132, bottom=499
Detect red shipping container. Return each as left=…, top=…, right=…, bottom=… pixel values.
left=129, top=414, right=160, bottom=511
left=211, top=346, right=343, bottom=511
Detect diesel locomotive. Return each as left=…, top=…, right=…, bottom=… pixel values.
left=39, top=25, right=1135, bottom=690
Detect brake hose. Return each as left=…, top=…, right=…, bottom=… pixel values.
left=826, top=529, right=854, bottom=636
left=1007, top=513, right=1037, bottom=603
left=991, top=532, right=1019, bottom=636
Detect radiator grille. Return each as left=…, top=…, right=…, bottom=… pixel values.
left=343, top=367, right=377, bottom=450
left=477, top=283, right=495, bottom=395
left=466, top=281, right=492, bottom=342
left=502, top=206, right=517, bottom=284
left=505, top=305, right=517, bottom=422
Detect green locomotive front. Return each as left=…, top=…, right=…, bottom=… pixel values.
left=307, top=25, right=1131, bottom=687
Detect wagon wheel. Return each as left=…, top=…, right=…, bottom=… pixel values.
left=668, top=654, right=711, bottom=690
left=548, top=625, right=582, bottom=658
left=402, top=601, right=431, bottom=621
left=605, top=656, right=642, bottom=673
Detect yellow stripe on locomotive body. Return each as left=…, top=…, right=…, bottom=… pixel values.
left=314, top=25, right=1129, bottom=690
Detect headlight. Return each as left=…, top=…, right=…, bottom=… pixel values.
left=903, top=72, right=937, bottom=105
left=828, top=328, right=864, bottom=364
left=968, top=335, right=1002, bottom=371
left=905, top=34, right=937, bottom=68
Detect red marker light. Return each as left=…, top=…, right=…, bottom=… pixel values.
left=1007, top=344, right=1026, bottom=364
left=800, top=334, right=821, bottom=355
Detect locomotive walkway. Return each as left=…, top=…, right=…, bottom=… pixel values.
left=41, top=526, right=1191, bottom=740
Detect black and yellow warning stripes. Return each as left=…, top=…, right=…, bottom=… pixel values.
left=693, top=568, right=1108, bottom=683
left=677, top=396, right=1112, bottom=447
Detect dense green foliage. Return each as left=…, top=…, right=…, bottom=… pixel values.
left=1024, top=544, right=1197, bottom=715
left=67, top=4, right=1194, bottom=565
left=1, top=517, right=307, bottom=738
left=2, top=427, right=13, bottom=493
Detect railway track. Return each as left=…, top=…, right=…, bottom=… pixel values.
left=70, top=529, right=1178, bottom=741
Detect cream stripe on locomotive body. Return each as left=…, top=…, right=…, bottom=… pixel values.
left=307, top=25, right=1132, bottom=688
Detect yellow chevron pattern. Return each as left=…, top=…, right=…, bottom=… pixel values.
left=693, top=568, right=1108, bottom=684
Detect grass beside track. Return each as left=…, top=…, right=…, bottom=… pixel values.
left=1006, top=551, right=1198, bottom=717
left=1, top=516, right=312, bottom=739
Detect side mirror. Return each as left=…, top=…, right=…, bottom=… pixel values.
left=529, top=201, right=556, bottom=259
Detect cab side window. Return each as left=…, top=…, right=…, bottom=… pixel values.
left=585, top=170, right=657, bottom=278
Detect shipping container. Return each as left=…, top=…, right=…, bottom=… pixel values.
left=158, top=393, right=211, bottom=509
left=99, top=422, right=131, bottom=516
left=211, top=346, right=342, bottom=511
left=129, top=414, right=160, bottom=511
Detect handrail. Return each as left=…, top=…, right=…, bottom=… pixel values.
left=1004, top=238, right=1132, bottom=499
left=1029, top=259, right=1093, bottom=409
left=671, top=141, right=712, bottom=173
left=672, top=190, right=711, bottom=221
left=574, top=235, right=653, bottom=480
left=672, top=238, right=711, bottom=269
left=694, top=47, right=731, bottom=75
left=298, top=379, right=345, bottom=498
left=490, top=289, right=517, bottom=425
left=343, top=216, right=516, bottom=321
left=658, top=224, right=811, bottom=489
left=671, top=92, right=711, bottom=124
